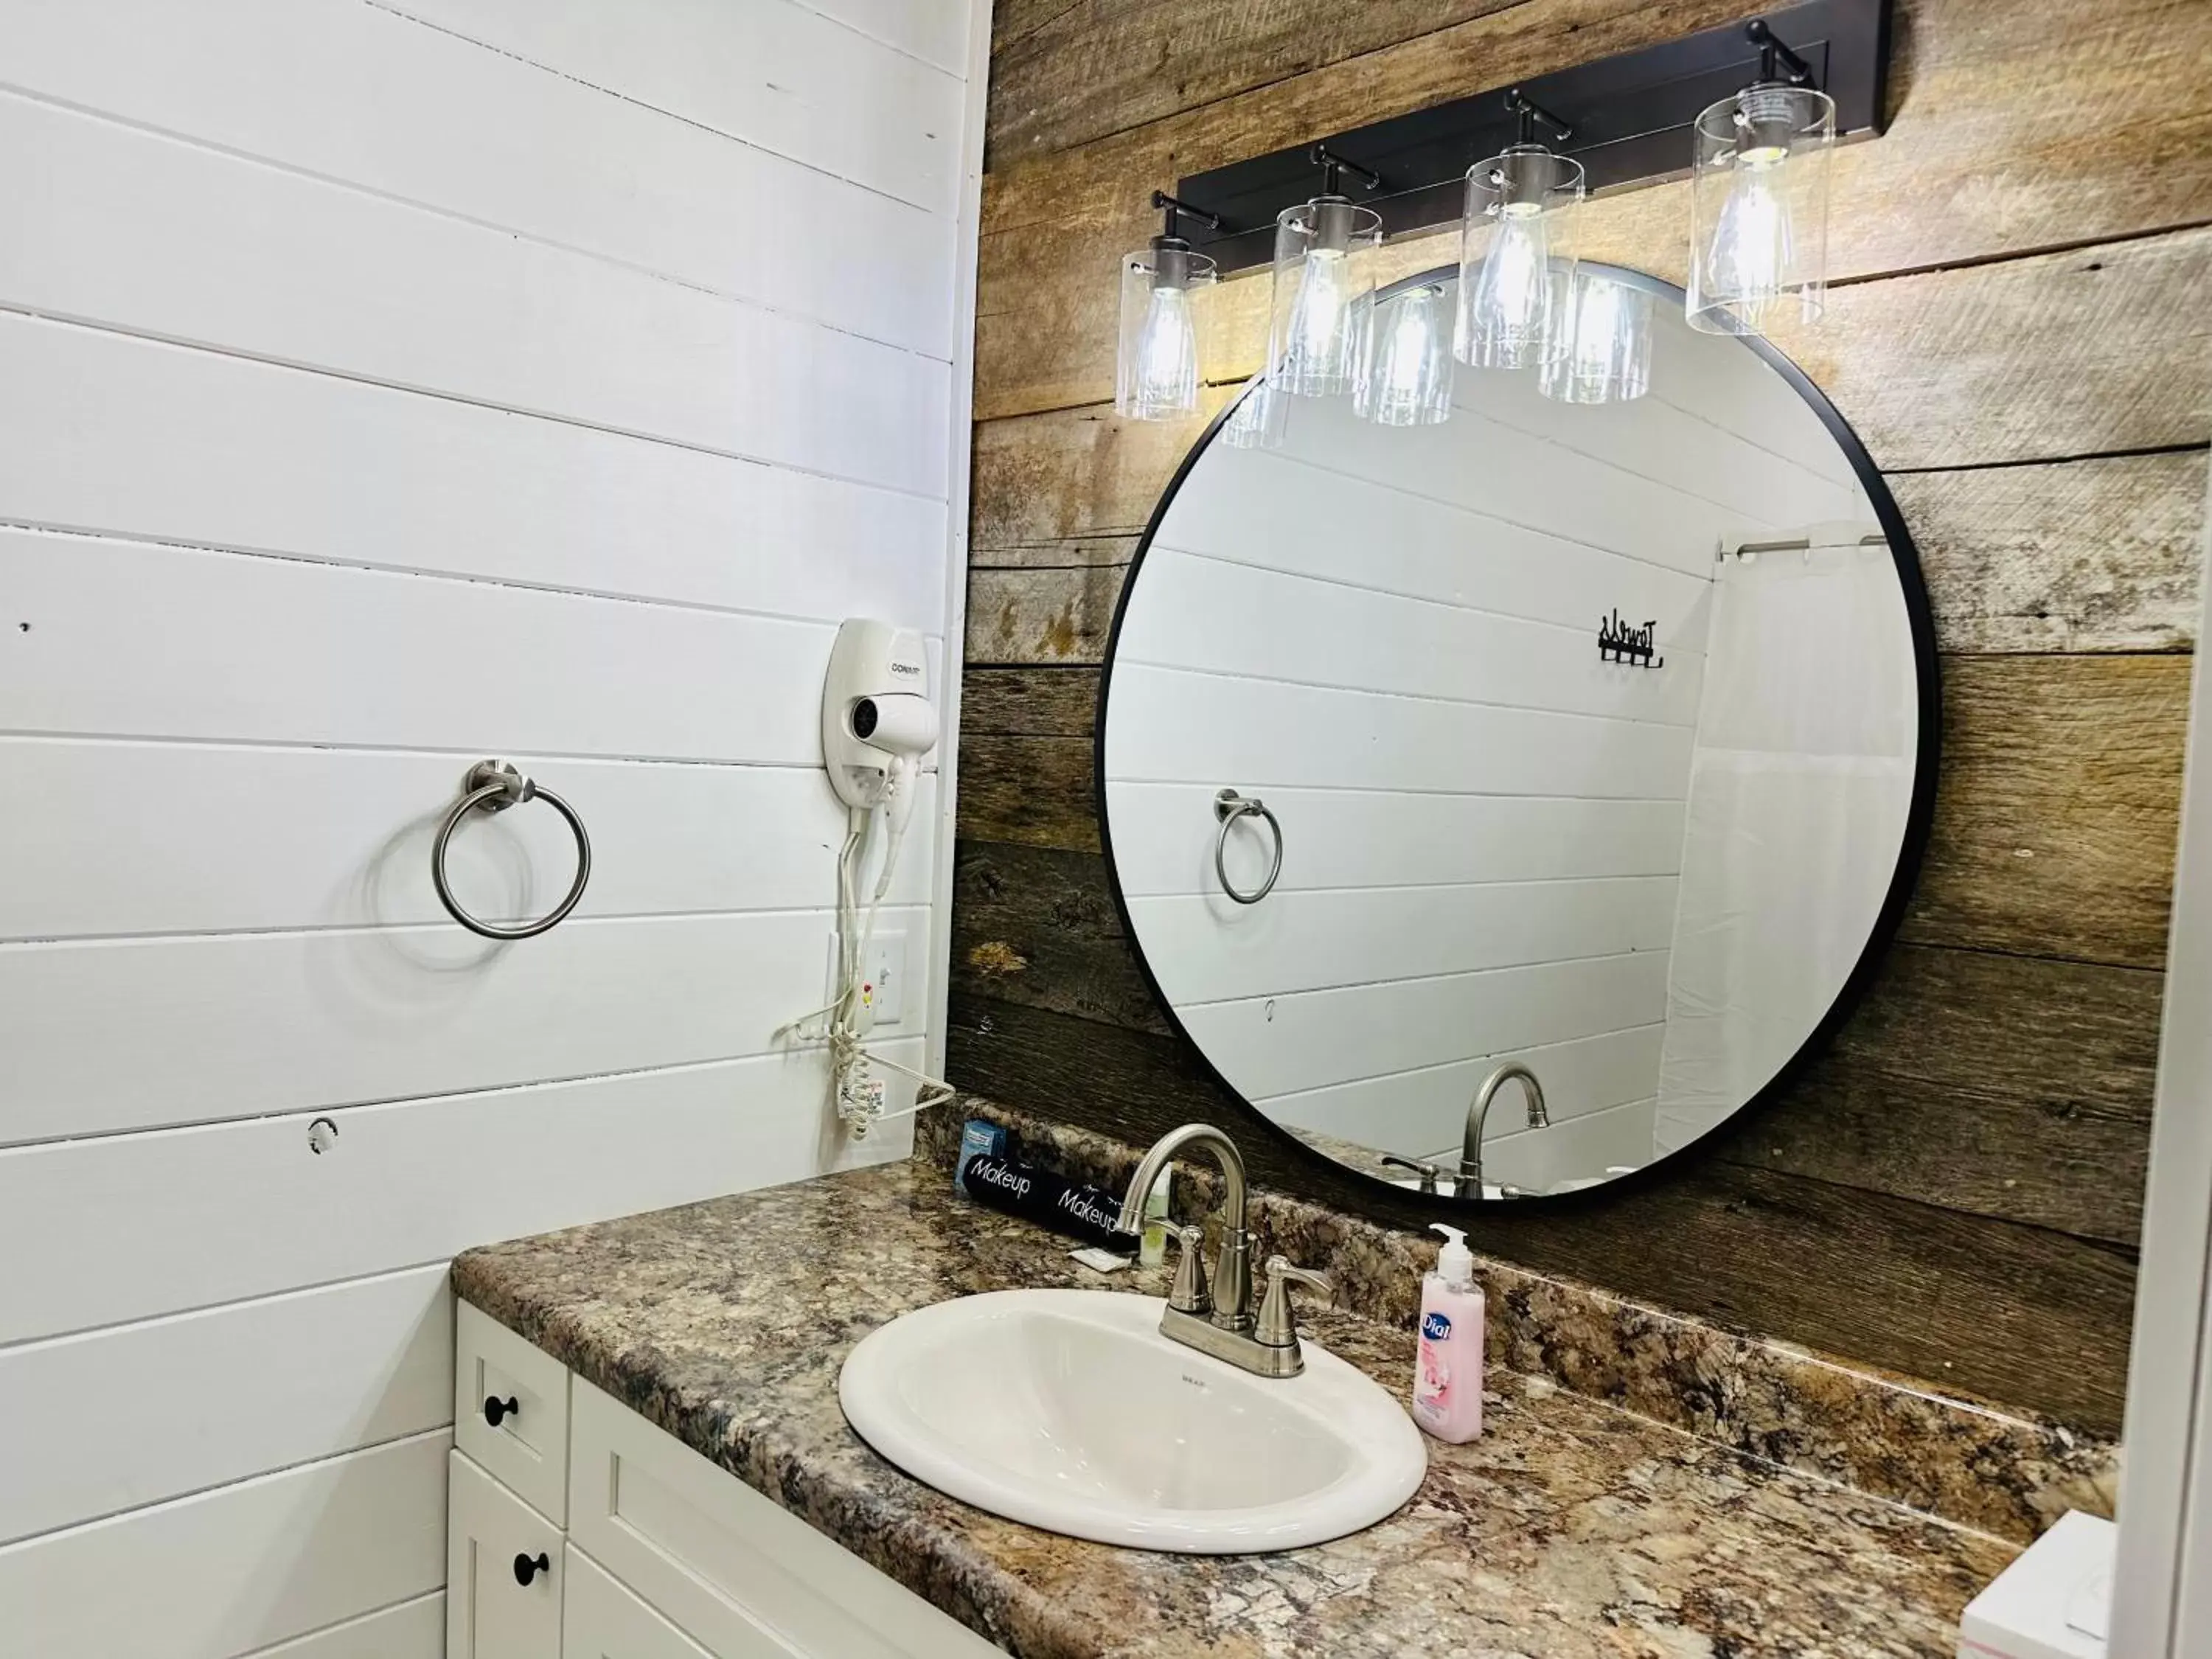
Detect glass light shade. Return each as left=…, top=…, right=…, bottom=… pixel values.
left=1540, top=273, right=1655, bottom=404
left=1456, top=147, right=1583, bottom=369
left=1115, top=241, right=1217, bottom=420
left=1687, top=83, right=1834, bottom=334
left=1220, top=374, right=1287, bottom=451
left=1356, top=284, right=1455, bottom=425
left=1268, top=198, right=1382, bottom=398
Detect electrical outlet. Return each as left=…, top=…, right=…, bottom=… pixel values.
left=824, top=928, right=909, bottom=1029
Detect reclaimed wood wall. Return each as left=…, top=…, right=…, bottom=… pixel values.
left=951, top=0, right=2212, bottom=1432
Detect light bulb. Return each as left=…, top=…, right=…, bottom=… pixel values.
left=1282, top=247, right=1354, bottom=396
left=1540, top=272, right=1652, bottom=405
left=1356, top=284, right=1453, bottom=426
left=1455, top=147, right=1582, bottom=370
left=1687, top=82, right=1833, bottom=335
left=1708, top=157, right=1792, bottom=313
left=1465, top=205, right=1549, bottom=368
left=1114, top=239, right=1215, bottom=420
left=1129, top=284, right=1198, bottom=420
left=1267, top=197, right=1380, bottom=402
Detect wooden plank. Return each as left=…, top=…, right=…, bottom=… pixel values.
left=950, top=839, right=1170, bottom=1034
left=239, top=1593, right=445, bottom=1659
left=1894, top=452, right=2206, bottom=655
left=946, top=991, right=2138, bottom=1430
left=0, top=1039, right=926, bottom=1343
left=967, top=563, right=1126, bottom=664
left=0, top=1267, right=452, bottom=1546
left=1130, top=877, right=1678, bottom=1005
left=1, top=0, right=955, bottom=355
left=970, top=535, right=1143, bottom=570
left=0, top=313, right=948, bottom=630
left=0, top=1430, right=450, bottom=1658
left=974, top=0, right=2212, bottom=421
left=957, top=733, right=1099, bottom=848
left=947, top=824, right=2163, bottom=1245
left=965, top=651, right=2192, bottom=963
left=1105, top=662, right=1697, bottom=797
left=387, top=0, right=967, bottom=214
left=0, top=902, right=925, bottom=1145
left=0, top=528, right=852, bottom=765
left=799, top=0, right=973, bottom=74
left=0, top=742, right=934, bottom=942
left=970, top=452, right=2209, bottom=667
left=961, top=666, right=1100, bottom=737
left=1732, top=946, right=2161, bottom=1247
left=0, top=96, right=950, bottom=495
left=985, top=0, right=1520, bottom=165
left=1903, top=653, right=2188, bottom=970
left=971, top=401, right=1210, bottom=549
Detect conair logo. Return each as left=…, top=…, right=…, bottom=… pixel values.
left=1421, top=1312, right=1452, bottom=1342
left=888, top=660, right=922, bottom=678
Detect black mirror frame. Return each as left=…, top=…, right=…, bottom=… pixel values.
left=1091, top=262, right=1943, bottom=1216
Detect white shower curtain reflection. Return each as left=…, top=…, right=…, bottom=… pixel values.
left=1655, top=533, right=1919, bottom=1156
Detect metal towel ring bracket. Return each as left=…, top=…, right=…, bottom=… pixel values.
left=431, top=759, right=591, bottom=941
left=1213, top=788, right=1283, bottom=905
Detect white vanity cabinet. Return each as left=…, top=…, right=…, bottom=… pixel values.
left=446, top=1305, right=1002, bottom=1659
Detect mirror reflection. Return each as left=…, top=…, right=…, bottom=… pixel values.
left=1099, top=265, right=1932, bottom=1202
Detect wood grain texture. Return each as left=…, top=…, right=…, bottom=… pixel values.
left=976, top=0, right=2212, bottom=422
left=1735, top=947, right=2161, bottom=1247
left=1898, top=452, right=2207, bottom=653
left=985, top=0, right=1520, bottom=166
left=967, top=563, right=1125, bottom=663
left=947, top=990, right=2138, bottom=1430
left=958, top=660, right=2191, bottom=971
left=963, top=665, right=1101, bottom=737
left=1903, top=654, right=2189, bottom=970
left=969, top=451, right=2211, bottom=664
left=952, top=839, right=1168, bottom=1033
left=953, top=0, right=2211, bottom=1430
left=948, top=834, right=2161, bottom=1248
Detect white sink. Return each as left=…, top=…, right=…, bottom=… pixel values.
left=838, top=1287, right=1426, bottom=1554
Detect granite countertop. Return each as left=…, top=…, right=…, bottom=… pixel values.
left=455, top=1153, right=2019, bottom=1659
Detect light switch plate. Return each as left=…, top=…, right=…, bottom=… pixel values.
left=826, top=928, right=909, bottom=1029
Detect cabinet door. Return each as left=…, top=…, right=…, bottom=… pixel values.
left=448, top=1450, right=563, bottom=1659
left=563, top=1546, right=717, bottom=1659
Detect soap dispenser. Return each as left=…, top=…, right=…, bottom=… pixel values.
left=1411, top=1223, right=1485, bottom=1443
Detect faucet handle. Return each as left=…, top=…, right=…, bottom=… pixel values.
left=1256, top=1256, right=1333, bottom=1349
left=1377, top=1155, right=1444, bottom=1194
left=1162, top=1224, right=1211, bottom=1316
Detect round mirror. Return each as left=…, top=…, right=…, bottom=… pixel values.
left=1097, top=265, right=1938, bottom=1206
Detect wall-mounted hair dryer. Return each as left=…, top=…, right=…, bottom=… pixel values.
left=822, top=619, right=939, bottom=895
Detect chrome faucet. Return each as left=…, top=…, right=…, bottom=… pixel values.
left=1111, top=1123, right=1332, bottom=1379
left=1460, top=1062, right=1548, bottom=1194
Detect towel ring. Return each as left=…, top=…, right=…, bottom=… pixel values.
left=431, top=759, right=591, bottom=941
left=1213, top=788, right=1282, bottom=905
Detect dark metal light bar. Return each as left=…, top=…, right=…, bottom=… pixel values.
left=1168, top=0, right=1890, bottom=276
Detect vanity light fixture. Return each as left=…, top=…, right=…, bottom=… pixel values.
left=1687, top=19, right=1836, bottom=335
left=1457, top=90, right=1583, bottom=372
left=1357, top=282, right=1455, bottom=425
left=1269, top=147, right=1385, bottom=400
left=1540, top=272, right=1655, bottom=404
left=1115, top=192, right=1221, bottom=421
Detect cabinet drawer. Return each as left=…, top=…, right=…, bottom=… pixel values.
left=568, top=1380, right=999, bottom=1659
left=563, top=1546, right=718, bottom=1659
left=456, top=1300, right=571, bottom=1524
left=448, top=1450, right=564, bottom=1659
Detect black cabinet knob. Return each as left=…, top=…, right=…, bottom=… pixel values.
left=512, top=1551, right=550, bottom=1587
left=483, top=1394, right=519, bottom=1427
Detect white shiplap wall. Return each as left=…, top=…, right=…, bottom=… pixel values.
left=1103, top=291, right=1861, bottom=1185
left=0, top=2, right=989, bottom=1653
